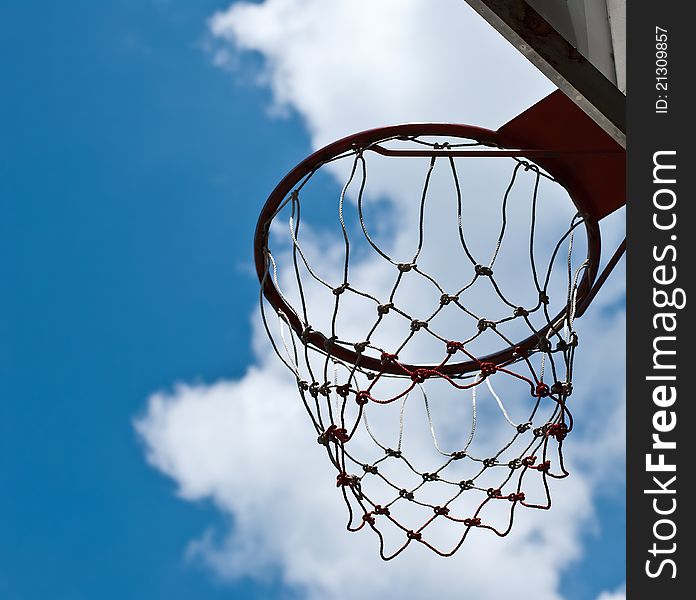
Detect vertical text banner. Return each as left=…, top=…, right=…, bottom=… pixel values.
left=627, top=2, right=693, bottom=597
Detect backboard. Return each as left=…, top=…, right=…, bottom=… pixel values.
left=463, top=0, right=626, bottom=147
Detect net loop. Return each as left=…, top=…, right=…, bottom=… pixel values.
left=336, top=472, right=356, bottom=487
left=318, top=425, right=351, bottom=445
left=377, top=303, right=393, bottom=315
left=380, top=352, right=398, bottom=364
left=534, top=382, right=551, bottom=398
left=463, top=518, right=482, bottom=527
left=440, top=294, right=458, bottom=306
left=479, top=362, right=497, bottom=377
left=446, top=340, right=465, bottom=354
left=355, top=390, right=370, bottom=406
left=547, top=423, right=569, bottom=442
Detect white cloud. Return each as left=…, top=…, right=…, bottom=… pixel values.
left=208, top=0, right=554, bottom=142
left=134, top=366, right=603, bottom=600
left=596, top=583, right=626, bottom=600
left=135, top=0, right=625, bottom=598
left=136, top=287, right=624, bottom=599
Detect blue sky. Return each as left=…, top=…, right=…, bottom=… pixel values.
left=2, top=2, right=624, bottom=599
left=2, top=2, right=297, bottom=597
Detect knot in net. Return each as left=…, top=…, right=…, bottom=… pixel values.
left=257, top=126, right=597, bottom=559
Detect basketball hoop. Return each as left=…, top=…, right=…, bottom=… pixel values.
left=255, top=92, right=625, bottom=559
